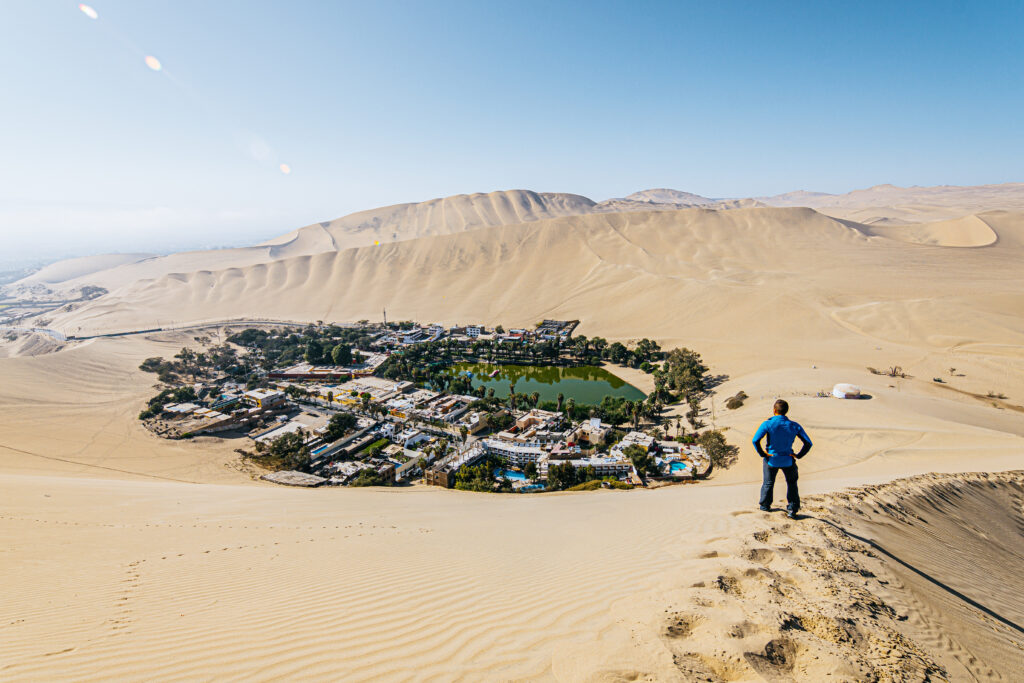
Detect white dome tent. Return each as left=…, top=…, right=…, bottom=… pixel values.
left=833, top=383, right=862, bottom=399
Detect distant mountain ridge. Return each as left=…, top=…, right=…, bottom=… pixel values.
left=623, top=188, right=719, bottom=205
left=9, top=182, right=1024, bottom=298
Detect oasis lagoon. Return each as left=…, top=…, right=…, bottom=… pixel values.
left=446, top=363, right=646, bottom=405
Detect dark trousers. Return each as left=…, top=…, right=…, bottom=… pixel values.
left=759, top=459, right=799, bottom=513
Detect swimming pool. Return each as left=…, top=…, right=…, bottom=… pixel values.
left=494, top=468, right=527, bottom=481
left=669, top=461, right=689, bottom=474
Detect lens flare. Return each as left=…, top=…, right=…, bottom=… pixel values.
left=374, top=240, right=380, bottom=246
left=279, top=163, right=291, bottom=174
left=144, top=55, right=162, bottom=71
left=79, top=4, right=98, bottom=19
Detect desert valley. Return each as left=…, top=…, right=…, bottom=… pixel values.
left=1, top=183, right=1023, bottom=680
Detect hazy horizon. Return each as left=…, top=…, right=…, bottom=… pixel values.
left=2, top=1, right=1023, bottom=262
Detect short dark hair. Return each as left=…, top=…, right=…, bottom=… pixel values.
left=773, top=399, right=789, bottom=415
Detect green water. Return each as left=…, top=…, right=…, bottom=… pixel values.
left=447, top=363, right=645, bottom=405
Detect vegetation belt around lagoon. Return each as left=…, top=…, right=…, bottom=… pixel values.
left=132, top=321, right=738, bottom=491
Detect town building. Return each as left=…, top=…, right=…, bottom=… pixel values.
left=425, top=443, right=487, bottom=488
left=537, top=455, right=632, bottom=478
left=481, top=438, right=545, bottom=467
left=242, top=389, right=286, bottom=409
left=612, top=430, right=657, bottom=456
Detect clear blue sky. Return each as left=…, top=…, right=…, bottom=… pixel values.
left=2, top=1, right=1022, bottom=262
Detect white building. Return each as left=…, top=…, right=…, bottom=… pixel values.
left=613, top=431, right=657, bottom=456
left=538, top=455, right=632, bottom=478
left=397, top=429, right=431, bottom=449
left=482, top=438, right=545, bottom=466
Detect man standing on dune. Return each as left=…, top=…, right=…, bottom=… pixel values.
left=752, top=399, right=812, bottom=519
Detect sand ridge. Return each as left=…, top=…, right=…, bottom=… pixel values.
left=629, top=471, right=1024, bottom=681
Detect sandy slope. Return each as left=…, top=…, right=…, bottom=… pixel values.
left=15, top=253, right=155, bottom=286
left=860, top=213, right=999, bottom=247
left=759, top=182, right=1024, bottom=223
left=264, top=189, right=597, bottom=251
left=622, top=471, right=1024, bottom=681
left=1, top=447, right=1020, bottom=680
left=14, top=183, right=1024, bottom=299
left=12, top=191, right=596, bottom=296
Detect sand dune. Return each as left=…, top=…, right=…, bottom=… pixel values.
left=10, top=190, right=596, bottom=296
left=49, top=208, right=1024, bottom=362
left=630, top=471, right=1024, bottom=681
left=858, top=213, right=999, bottom=247
left=760, top=182, right=1024, bottom=223
left=17, top=183, right=1024, bottom=299
left=15, top=253, right=155, bottom=286
left=1, top=432, right=1019, bottom=680
left=265, top=189, right=597, bottom=251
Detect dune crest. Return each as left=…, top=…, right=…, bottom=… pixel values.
left=864, top=214, right=998, bottom=247
left=262, top=188, right=597, bottom=252
left=15, top=253, right=155, bottom=286
left=630, top=470, right=1024, bottom=682
left=13, top=183, right=1024, bottom=299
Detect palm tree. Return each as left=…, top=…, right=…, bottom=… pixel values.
left=556, top=393, right=564, bottom=413
left=530, top=391, right=540, bottom=408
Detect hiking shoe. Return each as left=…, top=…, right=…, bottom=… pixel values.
left=759, top=506, right=771, bottom=512
left=786, top=511, right=799, bottom=520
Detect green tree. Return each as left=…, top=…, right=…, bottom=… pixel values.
left=624, top=444, right=655, bottom=478
left=546, top=461, right=578, bottom=490
left=267, top=430, right=311, bottom=470
left=323, top=412, right=358, bottom=442
left=696, top=430, right=739, bottom=477
left=304, top=339, right=324, bottom=364
left=331, top=343, right=353, bottom=365
left=349, top=468, right=387, bottom=487
left=608, top=342, right=629, bottom=364
left=663, top=347, right=708, bottom=399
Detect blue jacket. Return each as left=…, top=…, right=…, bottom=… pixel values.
left=752, top=415, right=811, bottom=468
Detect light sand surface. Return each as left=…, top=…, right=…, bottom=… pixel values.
left=3, top=185, right=1024, bottom=680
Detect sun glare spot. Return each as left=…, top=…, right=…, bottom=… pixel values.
left=144, top=55, right=162, bottom=71
left=374, top=240, right=380, bottom=246
left=78, top=4, right=98, bottom=19
left=279, top=163, right=291, bottom=174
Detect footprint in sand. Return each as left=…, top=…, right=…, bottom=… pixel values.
left=665, top=612, right=705, bottom=639
left=744, top=547, right=775, bottom=564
